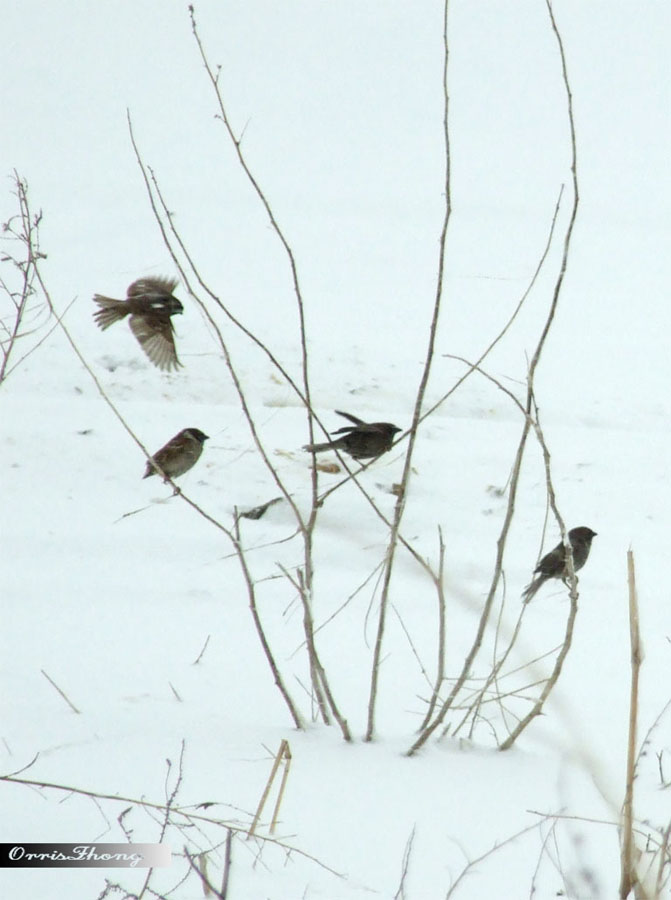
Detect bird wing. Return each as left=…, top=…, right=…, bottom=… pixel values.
left=331, top=422, right=382, bottom=436
left=335, top=410, right=366, bottom=426
left=535, top=543, right=565, bottom=577
left=129, top=314, right=182, bottom=371
left=127, top=276, right=179, bottom=301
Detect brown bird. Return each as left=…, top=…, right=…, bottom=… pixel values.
left=93, top=276, right=183, bottom=371
left=522, top=526, right=597, bottom=602
left=303, top=411, right=402, bottom=461
left=143, top=428, right=209, bottom=482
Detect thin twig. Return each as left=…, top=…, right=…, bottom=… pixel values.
left=137, top=742, right=187, bottom=899
left=393, top=825, right=416, bottom=900
left=192, top=635, right=211, bottom=665
left=0, top=172, right=52, bottom=386
left=418, top=527, right=447, bottom=729
left=445, top=820, right=543, bottom=898
left=40, top=669, right=81, bottom=714
left=0, top=771, right=344, bottom=877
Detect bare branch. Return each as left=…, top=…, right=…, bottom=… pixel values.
left=365, top=0, right=453, bottom=743
left=408, top=0, right=581, bottom=757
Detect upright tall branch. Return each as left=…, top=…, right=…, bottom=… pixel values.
left=495, top=0, right=581, bottom=750
left=185, top=8, right=349, bottom=737
left=408, top=0, right=580, bottom=756
left=363, top=0, right=453, bottom=742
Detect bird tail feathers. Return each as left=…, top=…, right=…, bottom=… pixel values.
left=303, top=441, right=335, bottom=454
left=522, top=575, right=546, bottom=603
left=93, top=295, right=128, bottom=330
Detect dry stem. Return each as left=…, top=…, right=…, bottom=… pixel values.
left=619, top=550, right=644, bottom=899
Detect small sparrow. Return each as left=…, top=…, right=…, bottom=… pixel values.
left=143, top=428, right=209, bottom=482
left=93, top=276, right=184, bottom=371
left=522, top=526, right=597, bottom=602
left=303, top=411, right=402, bottom=461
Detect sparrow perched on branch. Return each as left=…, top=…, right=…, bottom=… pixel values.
left=93, top=276, right=183, bottom=371
left=303, top=411, right=402, bottom=461
left=143, top=428, right=209, bottom=481
left=522, top=526, right=597, bottom=602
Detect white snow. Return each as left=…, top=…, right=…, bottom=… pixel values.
left=2, top=1, right=670, bottom=898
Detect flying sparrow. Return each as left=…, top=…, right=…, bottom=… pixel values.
left=303, top=411, right=402, bottom=461
left=93, top=276, right=183, bottom=371
left=143, top=428, right=209, bottom=482
left=522, top=526, right=597, bottom=602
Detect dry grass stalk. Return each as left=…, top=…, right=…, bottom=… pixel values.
left=654, top=823, right=671, bottom=897
left=198, top=852, right=212, bottom=897
left=619, top=549, right=645, bottom=899
left=184, top=847, right=227, bottom=899
left=248, top=740, right=292, bottom=838
left=270, top=743, right=292, bottom=834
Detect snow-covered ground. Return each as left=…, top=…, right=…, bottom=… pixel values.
left=2, top=2, right=670, bottom=897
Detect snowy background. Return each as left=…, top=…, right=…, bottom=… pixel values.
left=2, top=1, right=671, bottom=897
